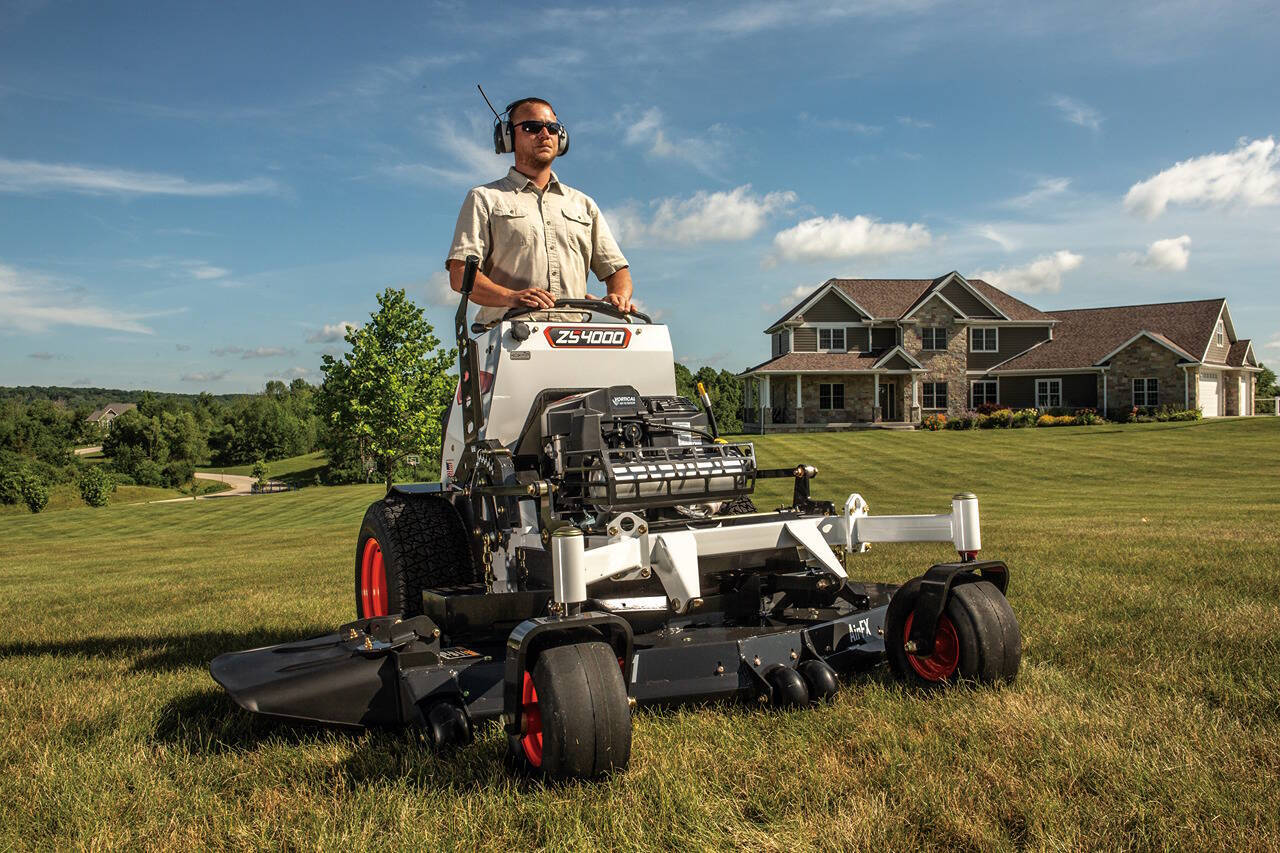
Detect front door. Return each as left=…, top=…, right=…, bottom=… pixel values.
left=878, top=382, right=896, bottom=421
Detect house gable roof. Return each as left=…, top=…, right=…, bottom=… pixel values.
left=765, top=280, right=871, bottom=332
left=86, top=402, right=137, bottom=422
left=989, top=298, right=1227, bottom=373
left=1228, top=339, right=1256, bottom=367
left=873, top=345, right=924, bottom=369
left=901, top=272, right=1011, bottom=321
left=1093, top=331, right=1198, bottom=366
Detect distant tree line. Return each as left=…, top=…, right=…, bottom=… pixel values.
left=0, top=381, right=324, bottom=511
left=674, top=363, right=742, bottom=435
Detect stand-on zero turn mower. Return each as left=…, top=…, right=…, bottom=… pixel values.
left=212, top=257, right=1021, bottom=780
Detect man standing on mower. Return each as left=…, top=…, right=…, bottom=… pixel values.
left=446, top=97, right=633, bottom=324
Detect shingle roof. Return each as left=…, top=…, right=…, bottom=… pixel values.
left=1227, top=339, right=1254, bottom=367
left=85, top=402, right=137, bottom=422
left=740, top=351, right=885, bottom=375
left=766, top=273, right=1053, bottom=329
left=990, top=299, right=1225, bottom=372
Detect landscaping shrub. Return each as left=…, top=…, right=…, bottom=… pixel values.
left=78, top=466, right=115, bottom=507
left=984, top=408, right=1014, bottom=428
left=946, top=413, right=979, bottom=430
left=1163, top=408, right=1202, bottom=422
left=130, top=459, right=165, bottom=487
left=162, top=460, right=195, bottom=488
left=18, top=474, right=49, bottom=513
left=251, top=459, right=269, bottom=484
left=1075, top=408, right=1104, bottom=425
left=1036, top=414, right=1077, bottom=427
left=974, top=403, right=1011, bottom=416
left=920, top=413, right=947, bottom=431
left=1010, top=408, right=1037, bottom=428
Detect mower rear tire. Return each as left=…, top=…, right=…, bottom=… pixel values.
left=508, top=641, right=631, bottom=779
left=885, top=579, right=1020, bottom=688
left=355, top=494, right=472, bottom=619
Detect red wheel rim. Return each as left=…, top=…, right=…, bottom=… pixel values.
left=520, top=670, right=543, bottom=767
left=360, top=538, right=388, bottom=617
left=903, top=611, right=960, bottom=681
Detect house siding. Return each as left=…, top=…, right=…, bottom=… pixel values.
left=940, top=281, right=1001, bottom=318
left=999, top=374, right=1098, bottom=410
left=793, top=328, right=817, bottom=352
left=1204, top=324, right=1231, bottom=364
left=967, top=325, right=1052, bottom=370
left=871, top=326, right=897, bottom=350
left=848, top=326, right=866, bottom=351
left=805, top=291, right=864, bottom=322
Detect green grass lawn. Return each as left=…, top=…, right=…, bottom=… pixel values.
left=2, top=419, right=1279, bottom=849
left=198, top=450, right=328, bottom=488
left=0, top=483, right=185, bottom=516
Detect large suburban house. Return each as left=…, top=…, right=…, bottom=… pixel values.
left=85, top=402, right=136, bottom=430
left=740, top=272, right=1261, bottom=430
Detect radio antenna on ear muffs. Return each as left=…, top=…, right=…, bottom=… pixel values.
left=477, top=84, right=501, bottom=119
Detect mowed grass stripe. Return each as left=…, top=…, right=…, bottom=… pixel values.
left=1, top=418, right=1278, bottom=849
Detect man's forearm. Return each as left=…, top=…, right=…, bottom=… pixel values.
left=605, top=267, right=632, bottom=302
left=446, top=260, right=514, bottom=307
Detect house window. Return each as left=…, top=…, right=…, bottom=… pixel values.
left=970, top=327, right=998, bottom=352
left=819, top=383, right=845, bottom=410
left=1133, top=377, right=1158, bottom=407
left=1215, top=321, right=1224, bottom=346
left=922, top=382, right=948, bottom=409
left=818, top=328, right=845, bottom=351
left=922, top=327, right=946, bottom=350
left=971, top=380, right=998, bottom=408
left=1036, top=378, right=1062, bottom=409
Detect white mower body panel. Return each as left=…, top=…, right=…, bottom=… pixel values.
left=441, top=319, right=677, bottom=484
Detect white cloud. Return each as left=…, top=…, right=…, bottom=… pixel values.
left=190, top=265, right=228, bottom=280
left=306, top=321, right=358, bottom=343
left=1132, top=235, right=1192, bottom=272
left=897, top=115, right=933, bottom=129
left=0, top=158, right=280, bottom=196
left=974, top=250, right=1083, bottom=294
left=383, top=116, right=509, bottom=187
left=619, top=107, right=729, bottom=176
left=426, top=270, right=457, bottom=307
left=1006, top=177, right=1071, bottom=208
left=27, top=351, right=60, bottom=360
left=180, top=370, right=230, bottom=382
left=609, top=185, right=795, bottom=247
left=978, top=225, right=1018, bottom=252
left=212, top=345, right=295, bottom=359
left=763, top=284, right=815, bottom=313
left=1264, top=334, right=1280, bottom=351
left=797, top=112, right=882, bottom=135
left=771, top=214, right=932, bottom=261
left=1049, top=95, right=1102, bottom=131
left=272, top=367, right=312, bottom=379
left=0, top=261, right=154, bottom=334
left=1124, top=137, right=1280, bottom=220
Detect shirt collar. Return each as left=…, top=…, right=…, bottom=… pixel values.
left=505, top=166, right=562, bottom=194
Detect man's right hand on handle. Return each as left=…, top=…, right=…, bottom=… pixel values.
left=511, top=287, right=557, bottom=309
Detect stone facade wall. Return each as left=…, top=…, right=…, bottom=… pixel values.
left=903, top=297, right=967, bottom=415
left=1105, top=339, right=1186, bottom=414
left=800, top=374, right=874, bottom=423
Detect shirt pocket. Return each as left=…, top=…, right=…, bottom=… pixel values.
left=561, top=208, right=593, bottom=254
left=491, top=207, right=532, bottom=248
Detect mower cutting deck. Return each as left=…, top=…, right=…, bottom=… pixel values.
left=212, top=256, right=1021, bottom=780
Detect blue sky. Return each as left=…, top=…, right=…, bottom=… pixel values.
left=2, top=0, right=1278, bottom=391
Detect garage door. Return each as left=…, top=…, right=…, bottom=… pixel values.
left=1199, top=371, right=1220, bottom=417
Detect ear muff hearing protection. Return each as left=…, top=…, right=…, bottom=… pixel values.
left=493, top=99, right=570, bottom=156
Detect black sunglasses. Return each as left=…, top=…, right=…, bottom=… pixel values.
left=515, top=120, right=563, bottom=135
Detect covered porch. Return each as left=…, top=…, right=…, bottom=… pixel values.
left=739, top=371, right=923, bottom=433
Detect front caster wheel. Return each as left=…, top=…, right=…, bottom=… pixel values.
left=765, top=665, right=810, bottom=708
left=423, top=700, right=473, bottom=752
left=885, top=579, right=1021, bottom=688
left=507, top=641, right=632, bottom=780
left=797, top=659, right=839, bottom=702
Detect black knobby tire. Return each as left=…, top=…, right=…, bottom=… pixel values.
left=354, top=494, right=473, bottom=618
left=884, top=578, right=1021, bottom=688
left=718, top=496, right=758, bottom=515
left=508, top=641, right=632, bottom=779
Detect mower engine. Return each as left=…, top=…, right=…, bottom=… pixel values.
left=535, top=385, right=755, bottom=514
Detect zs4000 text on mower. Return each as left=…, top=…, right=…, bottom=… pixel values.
left=212, top=256, right=1021, bottom=780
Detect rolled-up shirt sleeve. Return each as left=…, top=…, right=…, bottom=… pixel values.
left=588, top=201, right=628, bottom=281
left=445, top=189, right=490, bottom=268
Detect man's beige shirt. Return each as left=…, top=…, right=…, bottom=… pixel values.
left=446, top=167, right=628, bottom=324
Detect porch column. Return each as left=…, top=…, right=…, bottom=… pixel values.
left=873, top=373, right=880, bottom=423
left=795, top=374, right=803, bottom=425
left=1102, top=371, right=1107, bottom=413
left=761, top=375, right=771, bottom=430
